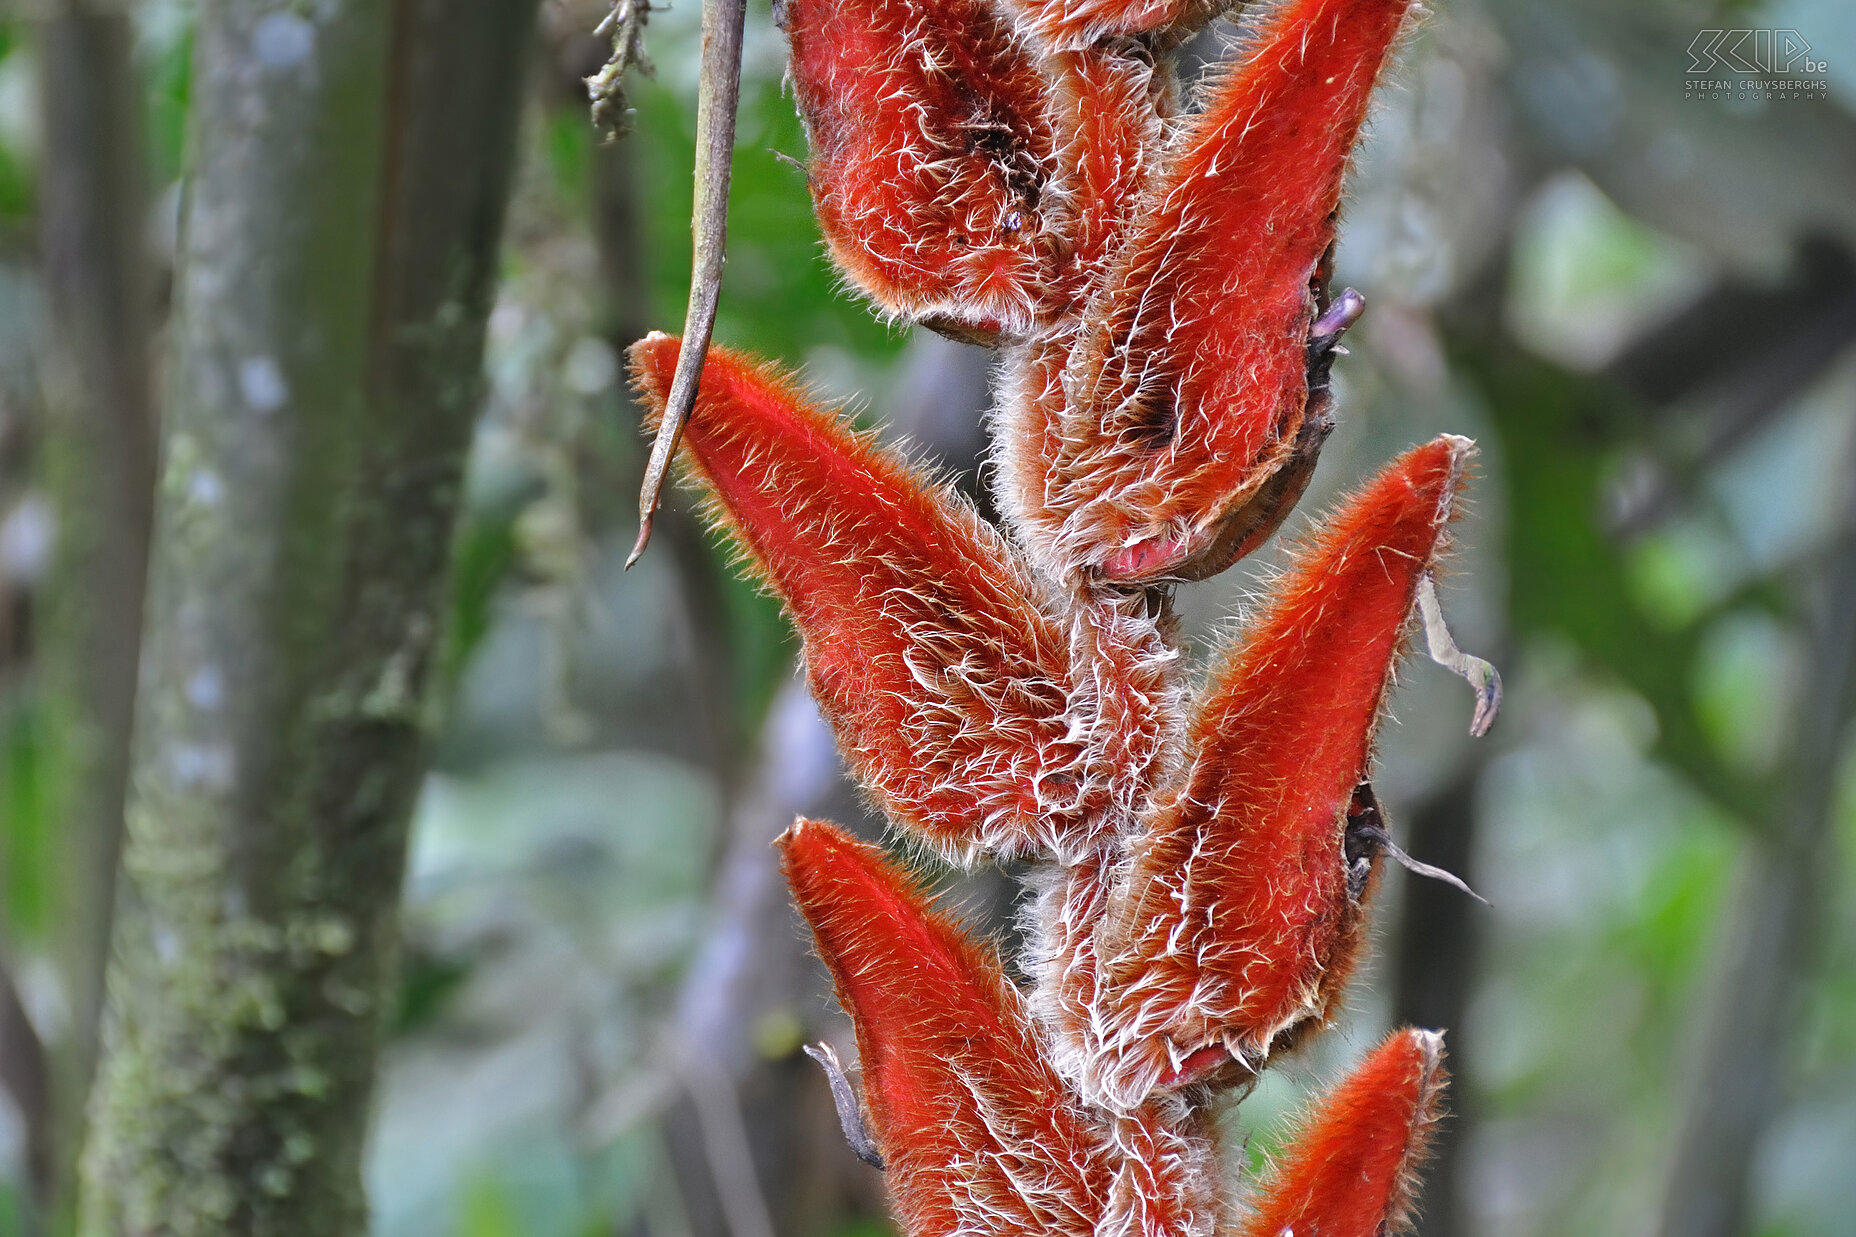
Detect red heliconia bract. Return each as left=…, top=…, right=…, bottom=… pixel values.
left=1068, top=437, right=1474, bottom=1110
left=631, top=334, right=1103, bottom=863
left=1236, top=1029, right=1447, bottom=1237
left=782, top=0, right=1061, bottom=340
left=634, top=0, right=1493, bottom=1232
left=1036, top=0, right=1418, bottom=584
left=780, top=820, right=1113, bottom=1237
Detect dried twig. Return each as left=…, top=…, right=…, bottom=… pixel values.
left=587, top=0, right=656, bottom=139
left=627, top=0, right=747, bottom=567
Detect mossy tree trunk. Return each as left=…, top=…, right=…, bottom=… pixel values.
left=78, top=1, right=538, bottom=1233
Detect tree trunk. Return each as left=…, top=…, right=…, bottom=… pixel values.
left=78, top=1, right=538, bottom=1232
left=35, top=6, right=158, bottom=1220
left=1387, top=763, right=1487, bottom=1237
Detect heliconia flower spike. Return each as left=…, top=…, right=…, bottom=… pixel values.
left=995, top=0, right=1232, bottom=54
left=640, top=0, right=1495, bottom=1224
left=1035, top=0, right=1417, bottom=584
left=1237, top=1028, right=1448, bottom=1237
left=779, top=819, right=1113, bottom=1237
left=630, top=334, right=1096, bottom=861
left=780, top=0, right=1062, bottom=341
left=1077, top=437, right=1473, bottom=1109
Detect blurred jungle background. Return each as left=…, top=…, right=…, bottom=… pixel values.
left=0, top=0, right=1852, bottom=1235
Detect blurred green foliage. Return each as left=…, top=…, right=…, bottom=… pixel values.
left=0, top=704, right=43, bottom=943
